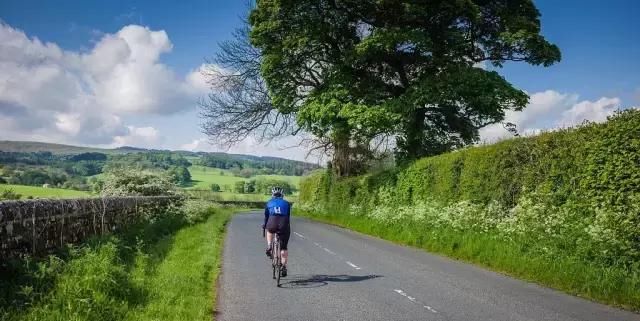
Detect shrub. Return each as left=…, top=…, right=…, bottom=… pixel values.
left=0, top=188, right=22, bottom=200
left=300, top=109, right=640, bottom=267
left=101, top=169, right=179, bottom=197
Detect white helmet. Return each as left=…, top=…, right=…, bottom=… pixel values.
left=271, top=186, right=284, bottom=197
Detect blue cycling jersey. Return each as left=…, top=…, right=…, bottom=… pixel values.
left=264, top=197, right=291, bottom=226
left=266, top=197, right=291, bottom=216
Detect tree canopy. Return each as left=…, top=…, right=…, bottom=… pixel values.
left=248, top=0, right=560, bottom=173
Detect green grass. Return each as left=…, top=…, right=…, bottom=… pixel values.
left=187, top=165, right=303, bottom=202
left=1, top=206, right=235, bottom=321
left=124, top=208, right=231, bottom=320
left=188, top=165, right=303, bottom=190
left=187, top=165, right=246, bottom=190
left=1, top=184, right=91, bottom=199
left=297, top=210, right=640, bottom=311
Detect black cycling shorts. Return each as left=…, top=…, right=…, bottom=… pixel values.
left=266, top=215, right=291, bottom=250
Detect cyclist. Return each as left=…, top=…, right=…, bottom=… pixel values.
left=263, top=186, right=291, bottom=277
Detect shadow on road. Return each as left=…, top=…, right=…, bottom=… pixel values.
left=278, top=274, right=382, bottom=289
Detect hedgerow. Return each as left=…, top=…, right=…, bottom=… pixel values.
left=300, top=109, right=640, bottom=269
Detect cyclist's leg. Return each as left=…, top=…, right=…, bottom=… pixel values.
left=265, top=216, right=282, bottom=256
left=280, top=222, right=291, bottom=266
left=266, top=230, right=274, bottom=247
left=265, top=216, right=277, bottom=256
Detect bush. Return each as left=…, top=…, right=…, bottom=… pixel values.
left=0, top=188, right=22, bottom=200
left=233, top=181, right=246, bottom=194
left=300, top=109, right=640, bottom=267
left=101, top=169, right=179, bottom=197
left=210, top=183, right=221, bottom=192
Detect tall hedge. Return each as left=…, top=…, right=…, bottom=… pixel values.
left=300, top=109, right=640, bottom=265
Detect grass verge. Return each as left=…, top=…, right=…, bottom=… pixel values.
left=296, top=210, right=640, bottom=311
left=1, top=184, right=91, bottom=199
left=1, top=206, right=234, bottom=321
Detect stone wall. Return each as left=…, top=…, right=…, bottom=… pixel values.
left=0, top=196, right=178, bottom=258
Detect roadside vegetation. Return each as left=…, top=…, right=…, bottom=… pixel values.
left=299, top=110, right=640, bottom=310
left=0, top=168, right=237, bottom=321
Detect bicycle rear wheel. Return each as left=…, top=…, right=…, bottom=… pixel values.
left=274, top=234, right=281, bottom=287
left=271, top=239, right=277, bottom=280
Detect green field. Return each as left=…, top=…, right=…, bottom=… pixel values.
left=187, top=166, right=246, bottom=189
left=187, top=165, right=302, bottom=190
left=0, top=184, right=91, bottom=199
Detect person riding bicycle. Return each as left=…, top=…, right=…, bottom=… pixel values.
left=263, top=186, right=291, bottom=277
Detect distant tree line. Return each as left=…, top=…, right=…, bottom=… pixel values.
left=0, top=150, right=316, bottom=193
left=220, top=177, right=296, bottom=195
left=198, top=154, right=318, bottom=176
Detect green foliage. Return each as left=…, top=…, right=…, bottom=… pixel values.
left=167, top=166, right=191, bottom=186
left=233, top=181, right=246, bottom=194
left=101, top=169, right=178, bottom=197
left=300, top=109, right=640, bottom=272
left=0, top=203, right=234, bottom=321
left=8, top=168, right=68, bottom=187
left=104, top=152, right=191, bottom=172
left=210, top=183, right=221, bottom=192
left=254, top=177, right=295, bottom=195
left=0, top=188, right=22, bottom=200
left=198, top=153, right=318, bottom=176
left=245, top=180, right=256, bottom=193
left=250, top=0, right=560, bottom=163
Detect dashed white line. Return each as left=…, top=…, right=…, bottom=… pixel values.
left=393, top=289, right=438, bottom=314
left=323, top=247, right=336, bottom=255
left=293, top=232, right=305, bottom=239
left=424, top=306, right=438, bottom=313
left=346, top=261, right=361, bottom=270
left=394, top=289, right=407, bottom=296
left=313, top=242, right=321, bottom=246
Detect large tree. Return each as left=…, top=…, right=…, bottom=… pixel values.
left=199, top=25, right=298, bottom=147
left=249, top=0, right=560, bottom=167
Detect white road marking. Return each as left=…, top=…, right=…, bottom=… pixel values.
left=314, top=242, right=321, bottom=246
left=346, top=261, right=361, bottom=270
left=424, top=306, right=438, bottom=313
left=323, top=248, right=336, bottom=255
left=393, top=289, right=438, bottom=314
left=394, top=289, right=407, bottom=296
left=293, top=232, right=305, bottom=239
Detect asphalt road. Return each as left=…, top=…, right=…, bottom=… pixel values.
left=217, top=212, right=640, bottom=321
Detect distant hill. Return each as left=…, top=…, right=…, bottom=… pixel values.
left=0, top=140, right=320, bottom=167
left=0, top=141, right=118, bottom=154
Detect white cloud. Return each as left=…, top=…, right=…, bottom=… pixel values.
left=480, top=90, right=622, bottom=142
left=112, top=126, right=162, bottom=147
left=184, top=64, right=212, bottom=94
left=0, top=22, right=206, bottom=146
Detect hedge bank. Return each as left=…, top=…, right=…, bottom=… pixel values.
left=299, top=109, right=640, bottom=309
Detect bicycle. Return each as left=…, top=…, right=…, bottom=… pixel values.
left=263, top=228, right=283, bottom=287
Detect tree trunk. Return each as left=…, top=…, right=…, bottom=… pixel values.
left=402, top=108, right=426, bottom=161
left=332, top=126, right=352, bottom=177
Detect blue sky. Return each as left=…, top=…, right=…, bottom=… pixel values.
left=0, top=0, right=638, bottom=161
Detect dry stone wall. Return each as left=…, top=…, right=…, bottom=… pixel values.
left=0, top=196, right=178, bottom=258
